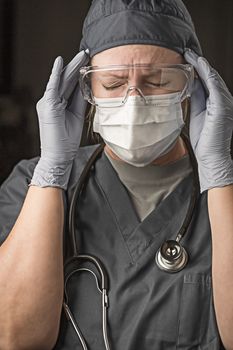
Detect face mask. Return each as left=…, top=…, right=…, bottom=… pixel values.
left=93, top=92, right=185, bottom=167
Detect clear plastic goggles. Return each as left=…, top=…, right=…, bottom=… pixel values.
left=79, top=64, right=194, bottom=108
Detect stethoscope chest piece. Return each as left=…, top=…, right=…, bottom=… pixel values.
left=155, top=240, right=188, bottom=273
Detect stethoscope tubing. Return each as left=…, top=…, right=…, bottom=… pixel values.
left=63, top=252, right=111, bottom=350
left=69, top=144, right=105, bottom=257
left=63, top=301, right=89, bottom=350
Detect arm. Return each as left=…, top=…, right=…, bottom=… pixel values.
left=0, top=187, right=64, bottom=350
left=185, top=50, right=233, bottom=349
left=0, top=50, right=89, bottom=350
left=208, top=186, right=233, bottom=350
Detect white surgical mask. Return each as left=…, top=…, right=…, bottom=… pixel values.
left=93, top=92, right=185, bottom=167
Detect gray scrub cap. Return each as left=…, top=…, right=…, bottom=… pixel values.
left=80, top=0, right=202, bottom=58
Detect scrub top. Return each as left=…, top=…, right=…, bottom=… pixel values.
left=0, top=144, right=226, bottom=350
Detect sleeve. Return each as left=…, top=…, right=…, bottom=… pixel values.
left=0, top=158, right=39, bottom=245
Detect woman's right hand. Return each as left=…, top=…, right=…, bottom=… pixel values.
left=31, top=50, right=89, bottom=189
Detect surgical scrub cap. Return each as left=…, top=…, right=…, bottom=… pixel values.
left=80, top=0, right=202, bottom=57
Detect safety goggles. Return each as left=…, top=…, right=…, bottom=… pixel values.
left=79, top=64, right=194, bottom=108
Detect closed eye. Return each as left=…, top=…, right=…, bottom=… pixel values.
left=102, top=82, right=126, bottom=90
left=146, top=81, right=170, bottom=88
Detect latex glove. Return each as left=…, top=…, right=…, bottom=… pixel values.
left=184, top=49, right=233, bottom=193
left=30, top=50, right=89, bottom=189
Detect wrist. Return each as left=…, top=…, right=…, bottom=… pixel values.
left=30, top=158, right=73, bottom=190
left=198, top=158, right=233, bottom=193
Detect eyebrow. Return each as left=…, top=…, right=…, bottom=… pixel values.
left=99, top=73, right=127, bottom=79
left=97, top=70, right=162, bottom=79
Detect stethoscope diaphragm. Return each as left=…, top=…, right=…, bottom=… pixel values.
left=155, top=240, right=188, bottom=273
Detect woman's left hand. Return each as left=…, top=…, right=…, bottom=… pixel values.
left=184, top=49, right=233, bottom=193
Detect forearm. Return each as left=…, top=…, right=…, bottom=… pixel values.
left=0, top=186, right=64, bottom=349
left=208, top=185, right=233, bottom=350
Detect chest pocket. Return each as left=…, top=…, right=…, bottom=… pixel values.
left=177, top=273, right=221, bottom=349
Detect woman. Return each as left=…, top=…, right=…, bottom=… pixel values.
left=0, top=0, right=233, bottom=349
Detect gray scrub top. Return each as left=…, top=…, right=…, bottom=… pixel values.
left=0, top=144, right=226, bottom=350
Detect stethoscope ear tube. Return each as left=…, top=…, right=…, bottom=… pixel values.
left=63, top=253, right=111, bottom=350
left=64, top=254, right=109, bottom=291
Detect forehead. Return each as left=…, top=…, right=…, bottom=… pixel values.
left=91, top=44, right=184, bottom=66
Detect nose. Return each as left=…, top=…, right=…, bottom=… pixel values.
left=128, top=86, right=143, bottom=96
left=124, top=86, right=147, bottom=103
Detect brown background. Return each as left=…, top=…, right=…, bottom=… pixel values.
left=0, top=0, right=233, bottom=184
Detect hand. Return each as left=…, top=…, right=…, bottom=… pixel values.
left=30, top=50, right=89, bottom=189
left=184, top=49, right=233, bottom=193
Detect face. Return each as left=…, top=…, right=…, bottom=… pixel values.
left=90, top=45, right=188, bottom=165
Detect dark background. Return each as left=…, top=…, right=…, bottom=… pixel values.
left=0, top=0, right=233, bottom=184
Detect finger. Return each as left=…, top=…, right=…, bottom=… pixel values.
left=190, top=78, right=207, bottom=115
left=197, top=57, right=231, bottom=100
left=45, top=56, right=63, bottom=95
left=189, top=110, right=206, bottom=151
left=184, top=49, right=216, bottom=84
left=184, top=49, right=199, bottom=66
left=184, top=50, right=209, bottom=94
left=59, top=50, right=90, bottom=100
left=185, top=50, right=229, bottom=100
left=67, top=85, right=87, bottom=119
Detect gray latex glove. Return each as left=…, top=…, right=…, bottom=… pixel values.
left=30, top=50, right=89, bottom=189
left=184, top=49, right=233, bottom=193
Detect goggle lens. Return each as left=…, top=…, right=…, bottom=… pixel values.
left=80, top=64, right=194, bottom=107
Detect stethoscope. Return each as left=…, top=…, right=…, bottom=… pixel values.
left=63, top=132, right=200, bottom=349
